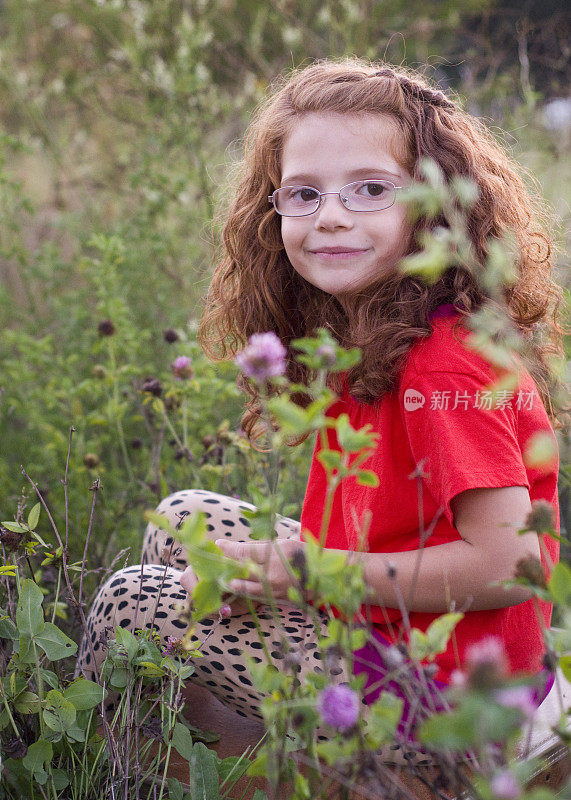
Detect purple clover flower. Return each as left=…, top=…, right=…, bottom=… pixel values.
left=162, top=636, right=182, bottom=657
left=317, top=684, right=360, bottom=731
left=172, top=355, right=193, bottom=380
left=494, top=686, right=536, bottom=719
left=234, top=332, right=286, bottom=383
left=490, top=769, right=521, bottom=799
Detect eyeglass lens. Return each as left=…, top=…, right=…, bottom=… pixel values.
left=273, top=180, right=397, bottom=216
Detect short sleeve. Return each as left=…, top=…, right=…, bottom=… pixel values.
left=400, top=370, right=530, bottom=529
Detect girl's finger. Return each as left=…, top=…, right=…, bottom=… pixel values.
left=227, top=579, right=266, bottom=597
left=216, top=539, right=272, bottom=564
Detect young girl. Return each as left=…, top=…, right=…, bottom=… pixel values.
left=78, top=60, right=562, bottom=754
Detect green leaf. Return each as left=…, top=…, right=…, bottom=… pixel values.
left=16, top=579, right=44, bottom=637
left=349, top=628, right=367, bottom=650
left=267, top=394, right=313, bottom=435
left=189, top=741, right=220, bottom=800
left=177, top=511, right=208, bottom=549
left=17, top=635, right=35, bottom=663
left=335, top=414, right=378, bottom=454
left=22, top=738, right=53, bottom=778
left=559, top=654, right=571, bottom=682
left=115, top=625, right=140, bottom=662
left=1, top=522, right=27, bottom=533
left=317, top=449, right=342, bottom=472
left=39, top=669, right=60, bottom=689
left=65, top=722, right=86, bottom=742
left=136, top=660, right=166, bottom=678
left=192, top=578, right=223, bottom=619
left=43, top=689, right=76, bottom=732
left=218, top=755, right=249, bottom=786
left=35, top=622, right=77, bottom=661
left=425, top=613, right=464, bottom=658
left=167, top=777, right=184, bottom=800
left=408, top=629, right=429, bottom=661
left=365, top=694, right=404, bottom=747
left=356, top=470, right=380, bottom=487
left=27, top=503, right=41, bottom=530
left=14, top=691, right=40, bottom=714
left=168, top=721, right=194, bottom=760
left=246, top=750, right=268, bottom=777
left=0, top=617, right=18, bottom=639
left=52, top=768, right=70, bottom=790
left=548, top=562, right=571, bottom=606
left=64, top=678, right=105, bottom=710
left=252, top=791, right=269, bottom=800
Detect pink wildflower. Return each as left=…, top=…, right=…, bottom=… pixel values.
left=317, top=684, right=360, bottom=731
left=490, top=769, right=521, bottom=799
left=234, top=332, right=286, bottom=383
left=494, top=686, right=536, bottom=719
left=219, top=604, right=232, bottom=619
left=450, top=669, right=467, bottom=688
left=172, top=355, right=193, bottom=379
left=465, top=636, right=508, bottom=689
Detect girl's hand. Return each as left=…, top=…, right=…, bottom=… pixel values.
left=180, top=565, right=198, bottom=595
left=215, top=538, right=306, bottom=604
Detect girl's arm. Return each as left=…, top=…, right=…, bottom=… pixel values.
left=217, top=485, right=542, bottom=613
left=352, top=485, right=541, bottom=613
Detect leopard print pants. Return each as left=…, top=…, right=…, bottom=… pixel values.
left=77, top=490, right=350, bottom=725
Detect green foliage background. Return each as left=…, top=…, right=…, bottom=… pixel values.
left=0, top=0, right=569, bottom=576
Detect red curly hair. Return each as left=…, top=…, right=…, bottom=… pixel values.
left=199, top=59, right=564, bottom=439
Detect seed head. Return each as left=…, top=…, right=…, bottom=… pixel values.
left=315, top=344, right=337, bottom=367
left=234, top=332, right=286, bottom=383
left=219, top=604, right=232, bottom=619
left=97, top=319, right=115, bottom=336
left=514, top=555, right=546, bottom=588
left=164, top=328, right=179, bottom=343
left=83, top=453, right=100, bottom=469
left=524, top=500, right=555, bottom=534
left=142, top=377, right=162, bottom=397
left=92, top=364, right=107, bottom=379
left=465, top=636, right=508, bottom=690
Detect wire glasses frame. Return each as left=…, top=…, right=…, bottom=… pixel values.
left=268, top=179, right=402, bottom=217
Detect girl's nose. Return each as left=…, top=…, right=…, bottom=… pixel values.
left=313, top=194, right=354, bottom=231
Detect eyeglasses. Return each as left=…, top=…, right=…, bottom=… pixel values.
left=268, top=179, right=402, bottom=217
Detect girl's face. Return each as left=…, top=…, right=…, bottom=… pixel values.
left=280, top=112, right=412, bottom=301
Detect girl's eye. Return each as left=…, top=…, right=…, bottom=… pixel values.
left=359, top=181, right=387, bottom=197
left=295, top=187, right=319, bottom=202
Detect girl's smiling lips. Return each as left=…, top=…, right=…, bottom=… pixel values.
left=307, top=245, right=370, bottom=259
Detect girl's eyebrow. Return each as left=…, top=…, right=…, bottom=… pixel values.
left=280, top=167, right=403, bottom=185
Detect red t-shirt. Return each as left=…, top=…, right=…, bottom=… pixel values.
left=300, top=311, right=559, bottom=683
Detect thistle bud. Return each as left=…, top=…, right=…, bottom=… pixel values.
left=83, top=453, right=100, bottom=469
left=97, top=319, right=115, bottom=336
left=92, top=364, right=107, bottom=379
left=164, top=328, right=179, bottom=343
left=142, top=377, right=163, bottom=397
left=524, top=500, right=555, bottom=534
left=514, top=555, right=547, bottom=589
